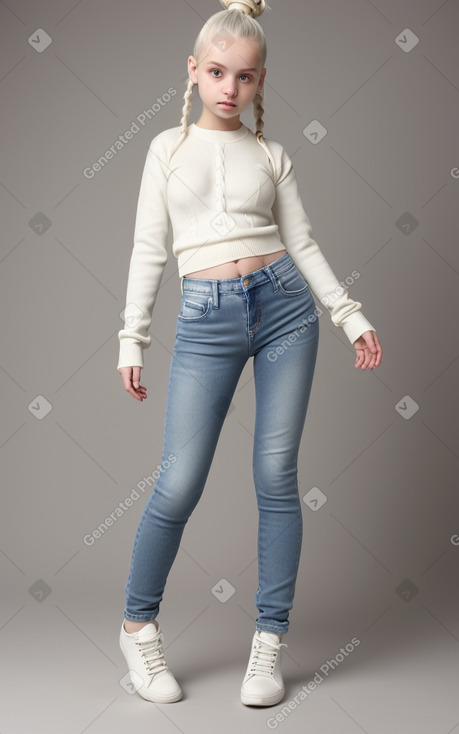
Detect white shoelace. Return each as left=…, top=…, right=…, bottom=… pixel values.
left=136, top=632, right=168, bottom=677
left=249, top=635, right=288, bottom=678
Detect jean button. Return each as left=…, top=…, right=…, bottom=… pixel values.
left=243, top=277, right=250, bottom=287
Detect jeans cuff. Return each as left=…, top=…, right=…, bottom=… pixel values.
left=256, top=623, right=288, bottom=634
left=123, top=611, right=158, bottom=623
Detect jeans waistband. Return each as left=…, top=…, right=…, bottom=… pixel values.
left=180, top=251, right=294, bottom=300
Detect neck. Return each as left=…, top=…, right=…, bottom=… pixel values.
left=194, top=112, right=243, bottom=132
left=188, top=122, right=249, bottom=142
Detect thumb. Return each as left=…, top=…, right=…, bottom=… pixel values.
left=132, top=366, right=141, bottom=388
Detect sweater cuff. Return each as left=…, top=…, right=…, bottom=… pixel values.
left=117, top=340, right=144, bottom=370
left=341, top=311, right=376, bottom=345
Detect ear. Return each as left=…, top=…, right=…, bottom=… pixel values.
left=258, top=67, right=267, bottom=91
left=188, top=55, right=198, bottom=84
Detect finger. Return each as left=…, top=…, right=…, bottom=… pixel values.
left=354, top=335, right=372, bottom=359
left=118, top=367, right=145, bottom=401
left=368, top=351, right=377, bottom=370
left=132, top=366, right=141, bottom=389
left=362, top=347, right=373, bottom=370
left=355, top=349, right=364, bottom=368
left=368, top=346, right=378, bottom=370
left=362, top=332, right=381, bottom=369
left=364, top=332, right=378, bottom=354
left=373, top=335, right=383, bottom=367
left=365, top=343, right=376, bottom=369
left=132, top=369, right=147, bottom=397
left=118, top=367, right=133, bottom=391
left=365, top=340, right=381, bottom=368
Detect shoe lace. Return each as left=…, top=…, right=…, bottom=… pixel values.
left=136, top=632, right=168, bottom=678
left=249, top=636, right=288, bottom=678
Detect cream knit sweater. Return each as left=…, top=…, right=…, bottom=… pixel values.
left=117, top=123, right=375, bottom=369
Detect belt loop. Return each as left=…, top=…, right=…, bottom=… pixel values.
left=212, top=280, right=219, bottom=309
left=263, top=265, right=278, bottom=292
left=180, top=277, right=184, bottom=295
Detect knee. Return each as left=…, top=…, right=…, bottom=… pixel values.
left=144, top=472, right=204, bottom=523
left=253, top=451, right=298, bottom=496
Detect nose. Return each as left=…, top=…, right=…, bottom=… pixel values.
left=223, top=77, right=238, bottom=97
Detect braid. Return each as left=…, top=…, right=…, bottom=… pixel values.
left=253, top=90, right=264, bottom=141
left=180, top=77, right=195, bottom=135
left=253, top=90, right=276, bottom=179
left=170, top=0, right=275, bottom=174
left=169, top=77, right=195, bottom=162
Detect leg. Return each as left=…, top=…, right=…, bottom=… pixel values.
left=124, top=297, right=247, bottom=622
left=251, top=283, right=319, bottom=635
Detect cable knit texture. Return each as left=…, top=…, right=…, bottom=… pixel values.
left=117, top=123, right=375, bottom=369
left=215, top=142, right=226, bottom=213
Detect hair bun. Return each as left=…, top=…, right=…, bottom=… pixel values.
left=219, top=0, right=265, bottom=18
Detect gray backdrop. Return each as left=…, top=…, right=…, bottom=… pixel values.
left=1, top=0, right=458, bottom=732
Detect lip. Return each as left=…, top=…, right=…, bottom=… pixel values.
left=219, top=101, right=236, bottom=107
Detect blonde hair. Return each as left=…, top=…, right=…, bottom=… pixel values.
left=169, top=0, right=275, bottom=173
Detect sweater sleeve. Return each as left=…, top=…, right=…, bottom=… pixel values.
left=270, top=144, right=376, bottom=345
left=117, top=137, right=170, bottom=370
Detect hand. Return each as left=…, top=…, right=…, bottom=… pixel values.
left=118, top=366, right=148, bottom=401
left=353, top=330, right=382, bottom=371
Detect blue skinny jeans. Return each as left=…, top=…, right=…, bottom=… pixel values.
left=124, top=251, right=320, bottom=634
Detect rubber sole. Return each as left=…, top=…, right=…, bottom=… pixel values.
left=240, top=685, right=285, bottom=706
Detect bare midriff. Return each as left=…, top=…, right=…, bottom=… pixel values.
left=184, top=249, right=287, bottom=279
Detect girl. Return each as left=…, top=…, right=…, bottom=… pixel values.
left=117, top=0, right=382, bottom=708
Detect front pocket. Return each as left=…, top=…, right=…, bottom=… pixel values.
left=276, top=267, right=309, bottom=295
left=178, top=295, right=212, bottom=321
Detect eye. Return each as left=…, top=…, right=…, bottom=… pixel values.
left=208, top=69, right=252, bottom=82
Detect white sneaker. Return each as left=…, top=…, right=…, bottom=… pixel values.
left=119, top=620, right=182, bottom=703
left=241, top=630, right=287, bottom=706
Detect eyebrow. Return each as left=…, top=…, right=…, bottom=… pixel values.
left=205, top=61, right=258, bottom=72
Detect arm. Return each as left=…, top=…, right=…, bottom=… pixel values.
left=117, top=136, right=170, bottom=371
left=271, top=143, right=377, bottom=347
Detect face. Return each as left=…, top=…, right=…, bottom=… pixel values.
left=188, top=35, right=266, bottom=130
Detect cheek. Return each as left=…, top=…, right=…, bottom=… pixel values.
left=198, top=80, right=214, bottom=95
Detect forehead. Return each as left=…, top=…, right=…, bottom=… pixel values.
left=199, top=35, right=262, bottom=70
